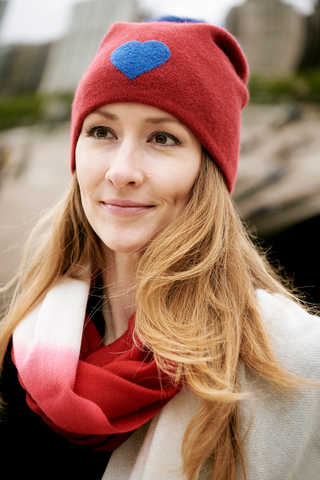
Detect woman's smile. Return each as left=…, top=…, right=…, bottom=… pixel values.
left=75, top=102, right=202, bottom=254
left=101, top=198, right=156, bottom=216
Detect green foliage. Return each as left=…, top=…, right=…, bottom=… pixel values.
left=0, top=93, right=74, bottom=130
left=0, top=94, right=42, bottom=130
left=249, top=69, right=320, bottom=103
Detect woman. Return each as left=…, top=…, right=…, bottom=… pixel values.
left=0, top=17, right=320, bottom=480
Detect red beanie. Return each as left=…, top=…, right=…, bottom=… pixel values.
left=71, top=20, right=249, bottom=193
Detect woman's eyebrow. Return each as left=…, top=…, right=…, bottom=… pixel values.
left=143, top=116, right=183, bottom=125
left=94, top=110, right=118, bottom=121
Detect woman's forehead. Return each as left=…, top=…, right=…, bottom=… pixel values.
left=87, top=102, right=184, bottom=124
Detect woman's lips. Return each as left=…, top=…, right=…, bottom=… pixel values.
left=101, top=199, right=155, bottom=216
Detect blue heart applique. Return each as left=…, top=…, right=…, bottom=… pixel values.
left=110, top=40, right=171, bottom=80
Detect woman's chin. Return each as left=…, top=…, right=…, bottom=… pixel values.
left=102, top=240, right=147, bottom=256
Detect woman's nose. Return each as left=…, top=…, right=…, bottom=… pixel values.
left=105, top=141, right=144, bottom=188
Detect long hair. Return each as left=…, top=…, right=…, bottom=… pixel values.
left=0, top=151, right=306, bottom=479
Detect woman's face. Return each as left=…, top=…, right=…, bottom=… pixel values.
left=76, top=103, right=202, bottom=255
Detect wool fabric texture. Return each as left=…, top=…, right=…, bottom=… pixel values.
left=70, top=21, right=249, bottom=193
left=12, top=278, right=181, bottom=451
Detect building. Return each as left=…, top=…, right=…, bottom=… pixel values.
left=0, top=1, right=49, bottom=96
left=226, top=0, right=306, bottom=76
left=0, top=0, right=7, bottom=26
left=299, top=0, right=320, bottom=69
left=40, top=0, right=140, bottom=93
left=0, top=43, right=51, bottom=96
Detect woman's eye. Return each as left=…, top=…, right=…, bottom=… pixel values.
left=86, top=126, right=115, bottom=139
left=150, top=132, right=180, bottom=146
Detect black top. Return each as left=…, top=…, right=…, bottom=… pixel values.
left=0, top=285, right=112, bottom=480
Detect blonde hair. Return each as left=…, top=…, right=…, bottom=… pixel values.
left=0, top=151, right=306, bottom=480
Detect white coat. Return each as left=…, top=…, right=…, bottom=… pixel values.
left=103, top=290, right=320, bottom=480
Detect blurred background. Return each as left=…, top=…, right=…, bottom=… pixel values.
left=0, top=0, right=319, bottom=308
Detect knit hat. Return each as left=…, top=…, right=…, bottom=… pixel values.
left=71, top=19, right=249, bottom=193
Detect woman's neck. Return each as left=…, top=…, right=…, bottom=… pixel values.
left=102, top=250, right=140, bottom=345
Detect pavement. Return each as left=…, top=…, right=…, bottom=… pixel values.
left=0, top=123, right=70, bottom=289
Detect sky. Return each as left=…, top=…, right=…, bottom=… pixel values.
left=0, top=0, right=317, bottom=45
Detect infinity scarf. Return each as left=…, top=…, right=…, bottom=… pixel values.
left=12, top=278, right=182, bottom=451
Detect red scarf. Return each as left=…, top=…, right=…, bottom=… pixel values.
left=12, top=279, right=182, bottom=452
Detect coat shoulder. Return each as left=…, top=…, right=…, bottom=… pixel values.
left=255, top=289, right=320, bottom=378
